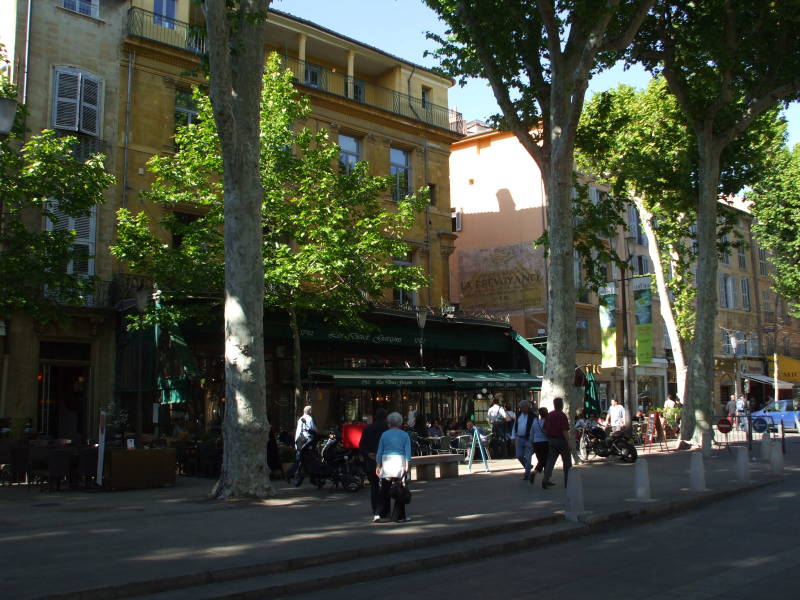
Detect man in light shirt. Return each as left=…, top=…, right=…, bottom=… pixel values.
left=607, top=398, right=626, bottom=432
left=511, top=400, right=535, bottom=480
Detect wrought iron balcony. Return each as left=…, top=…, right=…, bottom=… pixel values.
left=126, top=7, right=205, bottom=55
left=280, top=55, right=465, bottom=134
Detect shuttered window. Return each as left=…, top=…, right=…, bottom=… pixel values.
left=52, top=67, right=102, bottom=137
left=46, top=201, right=96, bottom=277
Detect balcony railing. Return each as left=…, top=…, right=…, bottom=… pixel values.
left=280, top=55, right=465, bottom=134
left=126, top=7, right=205, bottom=55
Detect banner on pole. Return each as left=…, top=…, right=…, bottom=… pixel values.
left=634, top=286, right=653, bottom=365
left=599, top=289, right=617, bottom=368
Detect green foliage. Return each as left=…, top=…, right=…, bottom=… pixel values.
left=0, top=125, right=114, bottom=320
left=0, top=43, right=16, bottom=99
left=112, top=54, right=427, bottom=329
left=576, top=77, right=786, bottom=340
left=749, top=145, right=800, bottom=317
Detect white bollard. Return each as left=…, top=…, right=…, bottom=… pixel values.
left=735, top=446, right=750, bottom=483
left=770, top=440, right=784, bottom=475
left=564, top=468, right=585, bottom=522
left=701, top=431, right=712, bottom=457
left=689, top=451, right=708, bottom=491
left=760, top=431, right=771, bottom=462
left=634, top=458, right=652, bottom=501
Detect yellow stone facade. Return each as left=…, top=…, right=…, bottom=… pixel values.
left=0, top=1, right=462, bottom=439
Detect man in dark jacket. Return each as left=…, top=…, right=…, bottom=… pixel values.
left=359, top=409, right=388, bottom=521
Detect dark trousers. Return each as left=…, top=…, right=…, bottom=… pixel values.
left=365, top=458, right=380, bottom=514
left=543, top=437, right=571, bottom=486
left=378, top=477, right=407, bottom=521
left=532, top=441, right=549, bottom=473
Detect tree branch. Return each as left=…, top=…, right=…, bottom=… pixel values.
left=601, top=0, right=656, bottom=53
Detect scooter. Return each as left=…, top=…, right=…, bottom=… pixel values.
left=292, top=432, right=365, bottom=491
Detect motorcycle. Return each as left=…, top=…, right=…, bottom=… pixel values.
left=292, top=432, right=366, bottom=491
left=576, top=423, right=638, bottom=463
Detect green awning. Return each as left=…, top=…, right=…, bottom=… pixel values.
left=513, top=331, right=546, bottom=365
left=437, top=369, right=543, bottom=390
left=310, top=368, right=451, bottom=388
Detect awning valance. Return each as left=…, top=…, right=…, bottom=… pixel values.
left=743, top=374, right=794, bottom=390
left=310, top=368, right=542, bottom=390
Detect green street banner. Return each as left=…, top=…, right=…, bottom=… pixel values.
left=634, top=286, right=653, bottom=365
left=599, top=290, right=617, bottom=368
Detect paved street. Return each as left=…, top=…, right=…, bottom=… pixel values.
left=301, top=464, right=800, bottom=600
left=1, top=438, right=797, bottom=599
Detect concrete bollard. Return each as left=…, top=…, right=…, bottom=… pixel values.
left=634, top=458, right=652, bottom=501
left=735, top=446, right=750, bottom=483
left=770, top=440, right=784, bottom=475
left=564, top=468, right=585, bottom=522
left=689, top=451, right=708, bottom=491
left=760, top=431, right=771, bottom=462
left=701, top=431, right=712, bottom=457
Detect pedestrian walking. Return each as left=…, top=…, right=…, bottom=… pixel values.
left=542, top=397, right=572, bottom=489
left=294, top=405, right=316, bottom=456
left=487, top=398, right=510, bottom=457
left=529, top=406, right=549, bottom=485
left=511, top=400, right=534, bottom=480
left=359, top=409, right=388, bottom=522
left=375, top=412, right=412, bottom=523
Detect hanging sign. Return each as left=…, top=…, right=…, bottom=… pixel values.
left=634, top=286, right=653, bottom=365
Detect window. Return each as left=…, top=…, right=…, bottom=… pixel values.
left=747, top=334, right=759, bottom=356
left=174, top=89, right=198, bottom=130
left=740, top=277, right=751, bottom=311
left=627, top=203, right=648, bottom=246
left=738, top=245, right=746, bottom=269
left=304, top=63, right=322, bottom=88
left=392, top=253, right=415, bottom=306
left=52, top=67, right=102, bottom=137
left=576, top=319, right=589, bottom=349
left=451, top=208, right=463, bottom=232
left=62, top=0, right=98, bottom=19
left=721, top=329, right=732, bottom=355
left=46, top=201, right=96, bottom=277
left=635, top=255, right=650, bottom=276
left=721, top=234, right=730, bottom=265
left=154, top=0, right=177, bottom=29
left=574, top=253, right=588, bottom=302
left=389, top=147, right=410, bottom=202
left=734, top=331, right=747, bottom=357
left=664, top=328, right=672, bottom=350
left=338, top=134, right=360, bottom=174
left=421, top=86, right=431, bottom=109
left=719, top=273, right=737, bottom=308
left=758, top=246, right=768, bottom=276
left=352, top=79, right=365, bottom=103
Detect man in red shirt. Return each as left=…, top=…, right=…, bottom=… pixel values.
left=541, top=396, right=571, bottom=489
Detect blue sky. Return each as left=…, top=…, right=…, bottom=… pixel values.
left=274, top=0, right=799, bottom=147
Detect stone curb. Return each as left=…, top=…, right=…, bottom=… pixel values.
left=37, top=475, right=782, bottom=600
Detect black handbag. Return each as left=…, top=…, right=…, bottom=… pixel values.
left=390, top=478, right=411, bottom=504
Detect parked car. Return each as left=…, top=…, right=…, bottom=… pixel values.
left=752, top=399, right=800, bottom=431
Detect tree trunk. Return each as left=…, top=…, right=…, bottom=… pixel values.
left=635, top=198, right=688, bottom=405
left=205, top=0, right=273, bottom=499
left=540, top=120, right=577, bottom=416
left=288, top=305, right=303, bottom=420
left=683, top=132, right=722, bottom=446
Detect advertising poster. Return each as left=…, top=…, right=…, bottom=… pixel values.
left=634, top=287, right=653, bottom=365
left=599, top=291, right=617, bottom=368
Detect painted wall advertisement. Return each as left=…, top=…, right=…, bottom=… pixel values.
left=633, top=279, right=653, bottom=365
left=599, top=285, right=617, bottom=368
left=458, top=243, right=545, bottom=312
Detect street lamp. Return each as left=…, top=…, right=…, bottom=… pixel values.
left=0, top=97, right=16, bottom=137
left=416, top=306, right=427, bottom=368
left=134, top=284, right=149, bottom=441
left=619, top=232, right=636, bottom=427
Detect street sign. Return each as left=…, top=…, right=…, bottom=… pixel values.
left=717, top=418, right=732, bottom=434
left=753, top=417, right=768, bottom=433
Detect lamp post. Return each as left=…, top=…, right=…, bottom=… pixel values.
left=619, top=233, right=635, bottom=428
left=416, top=306, right=427, bottom=368
left=134, top=285, right=149, bottom=441
left=0, top=97, right=16, bottom=137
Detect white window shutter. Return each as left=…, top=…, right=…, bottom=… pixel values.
left=718, top=274, right=726, bottom=307
left=53, top=69, right=80, bottom=131
left=79, top=74, right=101, bottom=136
left=729, top=276, right=738, bottom=309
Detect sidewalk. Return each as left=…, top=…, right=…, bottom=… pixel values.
left=2, top=436, right=797, bottom=600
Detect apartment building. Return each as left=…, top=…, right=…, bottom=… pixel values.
left=4, top=1, right=536, bottom=438
left=449, top=124, right=800, bottom=412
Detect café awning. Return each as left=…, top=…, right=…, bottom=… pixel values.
left=435, top=369, right=543, bottom=390
left=743, top=374, right=794, bottom=390
left=310, top=368, right=451, bottom=388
